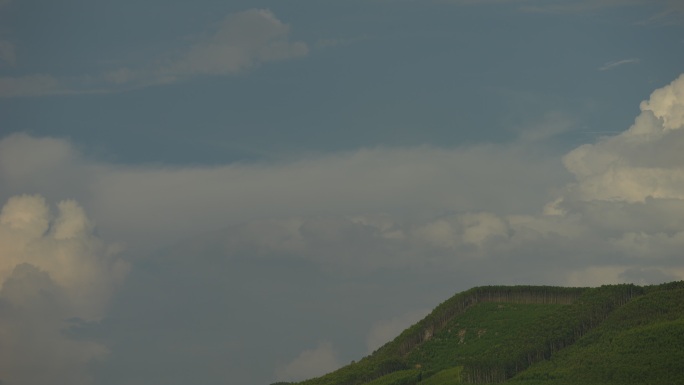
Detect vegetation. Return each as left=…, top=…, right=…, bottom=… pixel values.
left=289, top=281, right=684, bottom=385
left=416, top=367, right=462, bottom=385
left=507, top=282, right=684, bottom=385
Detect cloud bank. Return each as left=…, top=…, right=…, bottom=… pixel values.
left=2, top=75, right=684, bottom=282
left=0, top=133, right=567, bottom=254
left=2, top=74, right=684, bottom=384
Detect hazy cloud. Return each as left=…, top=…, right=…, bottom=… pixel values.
left=445, top=0, right=684, bottom=24
left=519, top=0, right=646, bottom=14
left=0, top=132, right=566, bottom=253
left=275, top=341, right=342, bottom=382
left=0, top=40, right=16, bottom=67
left=315, top=35, right=370, bottom=49
left=0, top=9, right=307, bottom=97
left=516, top=111, right=576, bottom=142
left=160, top=73, right=684, bottom=287
left=366, top=309, right=430, bottom=353
left=0, top=74, right=62, bottom=98
left=168, top=9, right=307, bottom=77
left=99, top=9, right=308, bottom=90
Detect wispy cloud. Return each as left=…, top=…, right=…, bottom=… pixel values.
left=163, top=9, right=307, bottom=77
left=520, top=0, right=646, bottom=14
left=598, top=58, right=640, bottom=71
left=0, top=9, right=307, bottom=98
left=439, top=0, right=684, bottom=24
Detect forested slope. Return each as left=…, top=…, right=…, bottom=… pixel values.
left=506, top=282, right=684, bottom=384
left=276, top=281, right=684, bottom=385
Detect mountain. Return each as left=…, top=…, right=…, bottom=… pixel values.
left=278, top=281, right=684, bottom=385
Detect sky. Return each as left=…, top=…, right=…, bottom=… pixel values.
left=1, top=0, right=684, bottom=384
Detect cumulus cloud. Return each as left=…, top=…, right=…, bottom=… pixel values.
left=0, top=195, right=128, bottom=385
left=275, top=341, right=342, bottom=382
left=528, top=74, right=684, bottom=284
left=562, top=73, right=684, bottom=202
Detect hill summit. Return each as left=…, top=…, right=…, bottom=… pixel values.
left=277, top=281, right=684, bottom=385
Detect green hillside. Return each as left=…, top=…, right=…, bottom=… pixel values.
left=278, top=281, right=684, bottom=385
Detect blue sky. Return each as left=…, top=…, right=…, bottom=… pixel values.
left=1, top=1, right=684, bottom=384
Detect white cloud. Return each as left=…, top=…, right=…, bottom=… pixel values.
left=641, top=73, right=684, bottom=130
left=562, top=74, right=684, bottom=202
left=275, top=341, right=341, bottom=382
left=0, top=194, right=128, bottom=385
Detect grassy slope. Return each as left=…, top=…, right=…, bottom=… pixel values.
left=287, top=282, right=683, bottom=385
